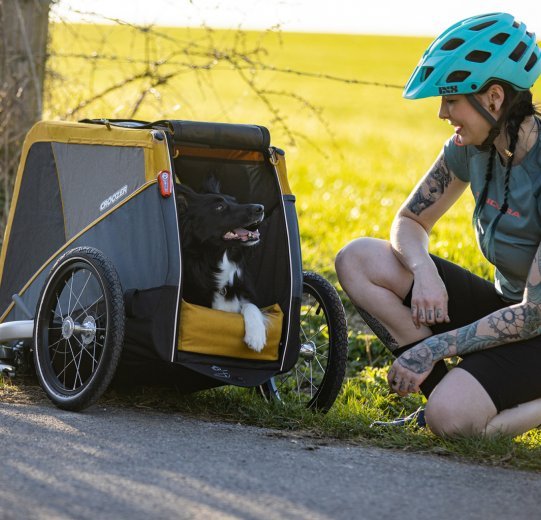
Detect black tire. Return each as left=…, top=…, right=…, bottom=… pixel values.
left=261, top=271, right=348, bottom=412
left=34, top=247, right=125, bottom=411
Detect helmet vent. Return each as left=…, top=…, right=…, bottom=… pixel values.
left=509, top=41, right=527, bottom=62
left=512, top=21, right=520, bottom=29
left=525, top=52, right=539, bottom=72
left=470, top=20, right=497, bottom=31
left=420, top=66, right=434, bottom=81
left=465, top=50, right=491, bottom=63
left=490, top=33, right=510, bottom=45
left=441, top=38, right=465, bottom=51
left=446, top=70, right=471, bottom=83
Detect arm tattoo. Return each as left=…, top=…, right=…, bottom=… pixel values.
left=407, top=156, right=452, bottom=216
left=525, top=250, right=541, bottom=305
left=397, top=247, right=541, bottom=371
left=397, top=344, right=434, bottom=374
left=406, top=304, right=541, bottom=367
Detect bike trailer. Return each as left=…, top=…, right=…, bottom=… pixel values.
left=0, top=119, right=347, bottom=411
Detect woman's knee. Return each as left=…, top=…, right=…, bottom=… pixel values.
left=335, top=237, right=386, bottom=281
left=425, top=369, right=497, bottom=438
left=425, top=395, right=470, bottom=437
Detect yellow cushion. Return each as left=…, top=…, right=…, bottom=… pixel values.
left=178, top=300, right=283, bottom=361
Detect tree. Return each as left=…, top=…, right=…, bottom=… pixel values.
left=0, top=0, right=51, bottom=223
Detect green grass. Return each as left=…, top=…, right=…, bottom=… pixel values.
left=15, top=23, right=541, bottom=469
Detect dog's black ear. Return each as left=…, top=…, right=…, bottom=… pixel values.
left=175, top=183, right=196, bottom=213
left=202, top=175, right=221, bottom=194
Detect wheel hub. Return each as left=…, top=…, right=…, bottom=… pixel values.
left=80, top=316, right=97, bottom=346
left=62, top=316, right=75, bottom=339
left=300, top=341, right=316, bottom=361
left=61, top=315, right=97, bottom=346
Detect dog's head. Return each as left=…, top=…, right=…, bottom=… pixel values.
left=176, top=177, right=264, bottom=250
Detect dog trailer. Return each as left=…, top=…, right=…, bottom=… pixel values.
left=0, top=119, right=348, bottom=412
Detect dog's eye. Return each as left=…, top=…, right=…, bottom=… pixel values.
left=215, top=203, right=226, bottom=212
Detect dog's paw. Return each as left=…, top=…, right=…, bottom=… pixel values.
left=241, top=303, right=268, bottom=352
left=244, top=328, right=266, bottom=352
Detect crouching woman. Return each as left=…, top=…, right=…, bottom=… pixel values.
left=336, top=12, right=541, bottom=437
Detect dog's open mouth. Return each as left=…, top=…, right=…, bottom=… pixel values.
left=223, top=222, right=260, bottom=243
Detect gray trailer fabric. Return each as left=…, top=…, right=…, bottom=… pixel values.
left=52, top=143, right=146, bottom=239
left=0, top=143, right=65, bottom=315
left=5, top=185, right=180, bottom=334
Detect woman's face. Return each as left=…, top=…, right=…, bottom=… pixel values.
left=438, top=94, right=493, bottom=146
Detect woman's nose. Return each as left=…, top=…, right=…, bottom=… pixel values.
left=438, top=99, right=449, bottom=120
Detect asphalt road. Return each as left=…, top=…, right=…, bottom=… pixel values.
left=1, top=402, right=540, bottom=520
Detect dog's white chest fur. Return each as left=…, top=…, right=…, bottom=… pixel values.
left=212, top=252, right=242, bottom=312
left=212, top=252, right=267, bottom=352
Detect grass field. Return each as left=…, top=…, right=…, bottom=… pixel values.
left=46, top=24, right=507, bottom=279
left=18, top=22, right=541, bottom=469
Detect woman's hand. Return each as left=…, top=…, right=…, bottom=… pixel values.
left=387, top=343, right=435, bottom=396
left=410, top=266, right=450, bottom=328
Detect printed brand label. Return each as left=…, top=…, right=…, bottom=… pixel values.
left=99, top=185, right=128, bottom=212
left=438, top=85, right=458, bottom=95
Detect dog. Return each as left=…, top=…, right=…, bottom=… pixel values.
left=176, top=177, right=268, bottom=352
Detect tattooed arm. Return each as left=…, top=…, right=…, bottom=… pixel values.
left=388, top=244, right=541, bottom=396
left=391, top=152, right=468, bottom=327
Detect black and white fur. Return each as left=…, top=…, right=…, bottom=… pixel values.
left=176, top=178, right=267, bottom=352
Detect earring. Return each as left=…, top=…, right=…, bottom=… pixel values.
left=489, top=103, right=496, bottom=112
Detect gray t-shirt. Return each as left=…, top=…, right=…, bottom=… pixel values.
left=443, top=119, right=541, bottom=302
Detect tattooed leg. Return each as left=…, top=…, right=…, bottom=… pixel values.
left=355, top=305, right=399, bottom=351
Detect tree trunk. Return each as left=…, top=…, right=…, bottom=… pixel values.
left=0, top=0, right=51, bottom=231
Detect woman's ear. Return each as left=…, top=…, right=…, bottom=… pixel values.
left=487, top=84, right=505, bottom=112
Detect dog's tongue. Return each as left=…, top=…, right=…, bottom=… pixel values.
left=223, top=228, right=260, bottom=241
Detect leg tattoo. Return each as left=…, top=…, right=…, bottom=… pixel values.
left=355, top=305, right=399, bottom=351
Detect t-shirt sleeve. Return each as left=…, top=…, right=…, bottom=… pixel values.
left=443, top=136, right=470, bottom=183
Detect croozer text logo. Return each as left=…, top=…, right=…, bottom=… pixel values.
left=100, top=185, right=128, bottom=212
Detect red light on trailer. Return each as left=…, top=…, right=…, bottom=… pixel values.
left=158, top=170, right=173, bottom=197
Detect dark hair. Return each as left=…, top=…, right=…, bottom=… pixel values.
left=473, top=82, right=540, bottom=260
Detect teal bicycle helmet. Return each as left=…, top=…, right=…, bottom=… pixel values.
left=404, top=12, right=541, bottom=99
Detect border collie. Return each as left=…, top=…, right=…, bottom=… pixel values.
left=176, top=178, right=268, bottom=352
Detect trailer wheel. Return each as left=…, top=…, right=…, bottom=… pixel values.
left=260, top=271, right=348, bottom=412
left=34, top=247, right=125, bottom=411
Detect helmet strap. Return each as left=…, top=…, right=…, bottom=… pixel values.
left=466, top=94, right=501, bottom=151
left=466, top=94, right=498, bottom=126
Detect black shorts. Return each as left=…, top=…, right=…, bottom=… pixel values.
left=403, top=255, right=541, bottom=412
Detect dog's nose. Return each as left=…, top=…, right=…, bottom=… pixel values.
left=254, top=204, right=264, bottom=214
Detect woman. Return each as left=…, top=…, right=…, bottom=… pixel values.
left=336, top=12, right=541, bottom=437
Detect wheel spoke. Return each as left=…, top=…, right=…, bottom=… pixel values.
left=55, top=288, right=65, bottom=321
left=55, top=338, right=78, bottom=382
left=68, top=271, right=93, bottom=319
left=49, top=337, right=67, bottom=364
left=315, top=355, right=327, bottom=373
left=305, top=323, right=328, bottom=343
left=73, top=294, right=104, bottom=323
left=297, top=365, right=317, bottom=392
